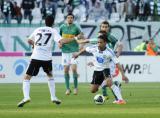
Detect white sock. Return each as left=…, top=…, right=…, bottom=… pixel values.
left=48, top=78, right=57, bottom=101
left=23, top=80, right=30, bottom=100
left=101, top=79, right=107, bottom=88
left=111, top=84, right=123, bottom=100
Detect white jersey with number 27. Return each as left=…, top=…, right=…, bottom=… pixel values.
left=28, top=26, right=62, bottom=61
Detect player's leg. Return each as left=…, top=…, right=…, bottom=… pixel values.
left=110, top=62, right=122, bottom=101
left=100, top=61, right=116, bottom=100
left=71, top=57, right=78, bottom=95
left=17, top=59, right=40, bottom=107
left=90, top=84, right=99, bottom=93
left=112, top=81, right=122, bottom=103
left=101, top=80, right=109, bottom=100
left=62, top=53, right=71, bottom=95
left=64, top=65, right=71, bottom=95
left=103, top=68, right=126, bottom=104
left=17, top=74, right=32, bottom=107
left=91, top=70, right=104, bottom=93
left=43, top=60, right=61, bottom=105
left=106, top=79, right=126, bottom=104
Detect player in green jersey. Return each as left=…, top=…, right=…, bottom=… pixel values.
left=59, top=13, right=82, bottom=95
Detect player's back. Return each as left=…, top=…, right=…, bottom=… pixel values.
left=30, top=26, right=60, bottom=61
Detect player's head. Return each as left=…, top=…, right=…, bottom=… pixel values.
left=45, top=15, right=54, bottom=27
left=66, top=13, right=74, bottom=24
left=98, top=30, right=107, bottom=36
left=97, top=34, right=107, bottom=50
left=100, top=21, right=110, bottom=33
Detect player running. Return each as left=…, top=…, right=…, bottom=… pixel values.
left=73, top=34, right=128, bottom=104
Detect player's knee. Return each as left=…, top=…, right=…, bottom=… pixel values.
left=24, top=74, right=32, bottom=80
left=91, top=90, right=96, bottom=93
left=106, top=79, right=112, bottom=87
left=64, top=69, right=69, bottom=73
left=91, top=88, right=98, bottom=93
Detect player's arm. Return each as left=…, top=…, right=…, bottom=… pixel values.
left=72, top=48, right=86, bottom=59
left=28, top=39, right=34, bottom=45
left=27, top=33, right=35, bottom=49
left=115, top=41, right=123, bottom=57
left=76, top=33, right=90, bottom=44
left=59, top=34, right=86, bottom=44
left=59, top=37, right=75, bottom=44
left=76, top=39, right=90, bottom=44
left=110, top=48, right=128, bottom=83
left=116, top=63, right=129, bottom=83
left=109, top=34, right=123, bottom=57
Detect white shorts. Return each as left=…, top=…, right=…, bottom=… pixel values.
left=62, top=53, right=78, bottom=66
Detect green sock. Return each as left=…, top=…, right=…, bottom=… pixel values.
left=73, top=73, right=78, bottom=88
left=64, top=73, right=70, bottom=89
left=102, top=86, right=108, bottom=96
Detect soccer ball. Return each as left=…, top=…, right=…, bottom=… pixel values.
left=94, top=94, right=105, bottom=105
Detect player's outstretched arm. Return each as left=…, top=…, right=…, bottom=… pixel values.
left=60, top=37, right=76, bottom=44
left=72, top=48, right=86, bottom=59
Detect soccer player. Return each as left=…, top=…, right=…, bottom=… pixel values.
left=59, top=13, right=82, bottom=95
left=73, top=34, right=128, bottom=104
left=17, top=15, right=63, bottom=107
left=84, top=21, right=125, bottom=101
left=99, top=21, right=128, bottom=103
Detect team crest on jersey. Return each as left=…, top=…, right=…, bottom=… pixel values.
left=96, top=57, right=104, bottom=63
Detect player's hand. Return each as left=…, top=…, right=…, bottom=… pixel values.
left=116, top=52, right=120, bottom=57
left=72, top=53, right=79, bottom=59
left=58, top=43, right=62, bottom=48
left=77, top=33, right=85, bottom=39
left=87, top=62, right=94, bottom=67
left=59, top=39, right=65, bottom=45
left=122, top=75, right=129, bottom=84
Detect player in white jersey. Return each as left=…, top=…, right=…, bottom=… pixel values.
left=17, top=15, right=63, bottom=107
left=73, top=34, right=128, bottom=104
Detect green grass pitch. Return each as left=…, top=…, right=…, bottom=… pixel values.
left=0, top=83, right=160, bottom=118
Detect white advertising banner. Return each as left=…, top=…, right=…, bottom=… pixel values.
left=0, top=56, right=160, bottom=83
left=86, top=56, right=160, bottom=83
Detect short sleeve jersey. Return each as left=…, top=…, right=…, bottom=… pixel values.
left=28, top=26, right=61, bottom=61
left=60, top=23, right=81, bottom=53
left=86, top=45, right=119, bottom=71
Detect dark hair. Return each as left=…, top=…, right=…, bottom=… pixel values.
left=66, top=13, right=74, bottom=19
left=100, top=21, right=110, bottom=27
left=98, top=30, right=107, bottom=34
left=98, top=34, right=108, bottom=42
left=45, top=15, right=54, bottom=27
